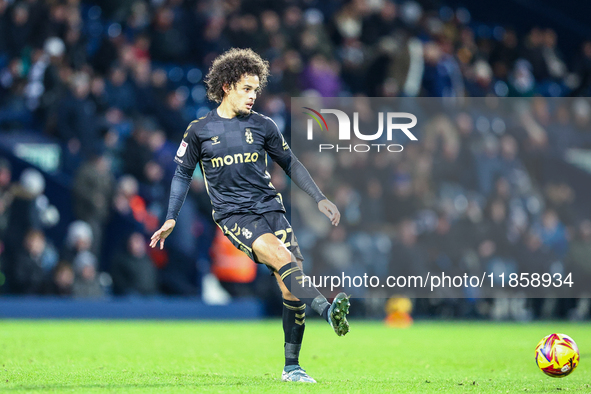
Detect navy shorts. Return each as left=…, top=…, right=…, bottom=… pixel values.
left=216, top=211, right=304, bottom=268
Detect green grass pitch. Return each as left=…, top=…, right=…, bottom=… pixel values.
left=0, top=320, right=589, bottom=393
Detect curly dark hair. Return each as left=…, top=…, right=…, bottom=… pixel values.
left=204, top=48, right=270, bottom=103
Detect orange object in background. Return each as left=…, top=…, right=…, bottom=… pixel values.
left=129, top=195, right=159, bottom=232
left=384, top=296, right=414, bottom=328
left=210, top=228, right=257, bottom=283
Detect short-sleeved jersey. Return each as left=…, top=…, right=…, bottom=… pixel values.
left=174, top=109, right=291, bottom=222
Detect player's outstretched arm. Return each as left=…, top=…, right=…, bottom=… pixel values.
left=150, top=219, right=176, bottom=249
left=288, top=153, right=340, bottom=226
left=150, top=164, right=193, bottom=249
left=318, top=199, right=340, bottom=226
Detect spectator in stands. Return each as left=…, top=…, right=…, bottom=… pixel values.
left=523, top=28, right=549, bottom=82
left=154, top=90, right=190, bottom=140
left=57, top=72, right=102, bottom=171
left=140, top=159, right=167, bottom=222
left=572, top=99, right=591, bottom=143
left=148, top=129, right=178, bottom=181
left=91, top=28, right=120, bottom=75
left=499, top=134, right=530, bottom=195
left=12, top=229, right=58, bottom=294
left=424, top=213, right=466, bottom=274
left=361, top=1, right=398, bottom=46
left=104, top=66, right=136, bottom=114
left=64, top=18, right=88, bottom=71
left=477, top=199, right=513, bottom=263
left=532, top=208, right=569, bottom=258
left=209, top=229, right=256, bottom=298
left=62, top=220, right=94, bottom=266
left=0, top=158, right=13, bottom=241
left=490, top=29, right=519, bottom=81
left=110, top=232, right=158, bottom=296
left=361, top=177, right=385, bottom=226
left=149, top=6, right=189, bottom=63
left=546, top=103, right=578, bottom=157
left=300, top=54, right=342, bottom=97
left=475, top=135, right=502, bottom=196
left=312, top=226, right=353, bottom=279
left=121, top=124, right=154, bottom=183
left=508, top=59, right=536, bottom=97
left=390, top=219, right=427, bottom=278
left=72, top=250, right=104, bottom=298
left=130, top=60, right=157, bottom=115
left=4, top=3, right=31, bottom=59
left=4, top=168, right=46, bottom=287
left=516, top=230, right=556, bottom=275
left=565, top=220, right=591, bottom=279
left=72, top=150, right=115, bottom=258
left=544, top=182, right=577, bottom=228
left=541, top=29, right=567, bottom=81
left=385, top=165, right=418, bottom=225
left=571, top=41, right=591, bottom=96
left=37, top=37, right=67, bottom=133
left=0, top=58, right=31, bottom=128
left=0, top=1, right=8, bottom=56
left=45, top=1, right=70, bottom=43
left=110, top=174, right=141, bottom=225
left=104, top=174, right=158, bottom=269
left=51, top=261, right=74, bottom=296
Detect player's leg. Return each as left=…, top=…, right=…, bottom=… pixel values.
left=252, top=233, right=350, bottom=336
left=217, top=213, right=324, bottom=313
left=282, top=225, right=352, bottom=337
left=217, top=213, right=349, bottom=382
left=253, top=233, right=331, bottom=317
left=215, top=214, right=316, bottom=381
left=272, top=264, right=315, bottom=383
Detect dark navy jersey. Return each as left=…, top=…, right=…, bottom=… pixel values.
left=174, top=109, right=291, bottom=222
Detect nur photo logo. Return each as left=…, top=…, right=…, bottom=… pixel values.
left=303, top=107, right=418, bottom=153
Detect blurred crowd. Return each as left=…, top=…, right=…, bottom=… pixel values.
left=293, top=97, right=591, bottom=319
left=0, top=0, right=590, bottom=318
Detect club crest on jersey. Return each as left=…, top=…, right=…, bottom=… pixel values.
left=212, top=136, right=220, bottom=145
left=176, top=141, right=188, bottom=157
left=245, top=128, right=254, bottom=144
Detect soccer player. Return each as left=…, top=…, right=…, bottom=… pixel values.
left=150, top=48, right=350, bottom=383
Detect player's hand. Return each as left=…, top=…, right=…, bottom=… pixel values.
left=150, top=219, right=176, bottom=250
left=318, top=199, right=340, bottom=226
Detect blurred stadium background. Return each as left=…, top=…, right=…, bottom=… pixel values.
left=0, top=0, right=590, bottom=322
